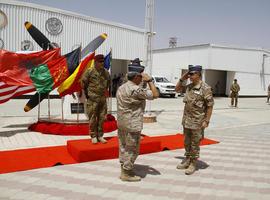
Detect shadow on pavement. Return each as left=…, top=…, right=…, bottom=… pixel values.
left=4, top=123, right=30, bottom=128
left=133, top=164, right=161, bottom=178
left=175, top=156, right=209, bottom=170
left=0, top=129, right=29, bottom=137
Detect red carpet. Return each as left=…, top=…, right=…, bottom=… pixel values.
left=29, top=119, right=117, bottom=135
left=0, top=146, right=77, bottom=174
left=67, top=136, right=162, bottom=162
left=0, top=134, right=219, bottom=174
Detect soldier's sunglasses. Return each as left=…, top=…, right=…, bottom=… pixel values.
left=189, top=72, right=197, bottom=76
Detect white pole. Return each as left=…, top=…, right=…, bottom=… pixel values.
left=145, top=0, right=155, bottom=114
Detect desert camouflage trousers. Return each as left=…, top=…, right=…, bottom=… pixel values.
left=118, top=129, right=141, bottom=170
left=86, top=99, right=107, bottom=138
left=183, top=127, right=203, bottom=159
left=230, top=92, right=239, bottom=107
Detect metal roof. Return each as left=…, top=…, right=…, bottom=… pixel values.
left=154, top=43, right=270, bottom=54
left=1, top=0, right=145, bottom=33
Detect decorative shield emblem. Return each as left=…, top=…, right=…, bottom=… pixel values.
left=0, top=38, right=4, bottom=49
left=45, top=17, right=63, bottom=35
left=21, top=40, right=34, bottom=51
left=0, top=10, right=8, bottom=29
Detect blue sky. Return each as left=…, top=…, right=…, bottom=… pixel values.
left=17, top=0, right=270, bottom=49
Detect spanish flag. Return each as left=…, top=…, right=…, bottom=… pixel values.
left=57, top=52, right=95, bottom=97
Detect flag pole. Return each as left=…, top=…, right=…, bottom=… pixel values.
left=76, top=95, right=80, bottom=123
left=108, top=48, right=113, bottom=114
left=76, top=45, right=82, bottom=123
left=61, top=97, right=64, bottom=122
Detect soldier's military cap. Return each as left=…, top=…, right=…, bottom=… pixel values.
left=188, top=65, right=202, bottom=73
left=94, top=54, right=104, bottom=62
left=128, top=58, right=145, bottom=73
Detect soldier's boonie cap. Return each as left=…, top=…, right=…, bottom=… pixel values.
left=188, top=65, right=202, bottom=73
left=94, top=54, right=104, bottom=62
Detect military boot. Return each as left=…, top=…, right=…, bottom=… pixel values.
left=98, top=136, right=107, bottom=144
left=91, top=137, right=98, bottom=144
left=176, top=157, right=191, bottom=170
left=185, top=159, right=197, bottom=175
left=120, top=168, right=141, bottom=182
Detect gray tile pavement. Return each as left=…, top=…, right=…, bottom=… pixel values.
left=0, top=97, right=270, bottom=199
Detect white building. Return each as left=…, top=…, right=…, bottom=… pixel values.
left=0, top=0, right=146, bottom=76
left=153, top=44, right=270, bottom=96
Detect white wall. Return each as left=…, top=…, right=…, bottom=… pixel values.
left=211, top=46, right=264, bottom=73
left=226, top=71, right=268, bottom=96
left=153, top=44, right=270, bottom=96
left=152, top=45, right=210, bottom=82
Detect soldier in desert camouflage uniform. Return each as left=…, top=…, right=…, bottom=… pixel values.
left=82, top=54, right=110, bottom=144
left=175, top=65, right=214, bottom=175
left=230, top=79, right=240, bottom=107
left=116, top=59, right=159, bottom=182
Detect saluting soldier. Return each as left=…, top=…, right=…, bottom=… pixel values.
left=175, top=65, right=214, bottom=175
left=230, top=79, right=240, bottom=107
left=116, top=60, right=159, bottom=182
left=82, top=54, right=110, bottom=144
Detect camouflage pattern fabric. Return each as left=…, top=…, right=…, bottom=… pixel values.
left=181, top=80, right=214, bottom=159
left=86, top=98, right=107, bottom=137
left=118, top=130, right=141, bottom=170
left=116, top=80, right=153, bottom=132
left=184, top=128, right=202, bottom=159
left=230, top=83, right=240, bottom=93
left=116, top=80, right=154, bottom=170
left=230, top=83, right=240, bottom=106
left=81, top=65, right=110, bottom=137
left=182, top=81, right=214, bottom=129
left=81, top=66, right=110, bottom=102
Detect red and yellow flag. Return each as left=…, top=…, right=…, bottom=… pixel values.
left=57, top=52, right=95, bottom=97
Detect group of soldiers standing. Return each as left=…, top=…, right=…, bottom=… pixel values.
left=81, top=54, right=251, bottom=181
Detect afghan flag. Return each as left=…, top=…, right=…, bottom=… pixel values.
left=0, top=48, right=60, bottom=86
left=30, top=47, right=81, bottom=94
left=57, top=52, right=95, bottom=97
